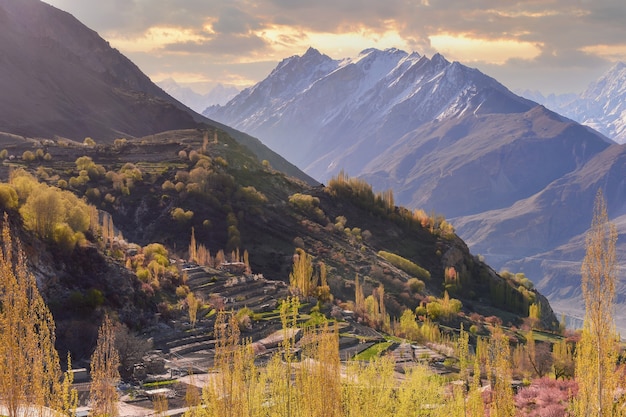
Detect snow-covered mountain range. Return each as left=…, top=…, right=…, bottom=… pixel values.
left=206, top=47, right=539, bottom=181
left=205, top=47, right=610, bottom=215
left=523, top=62, right=626, bottom=143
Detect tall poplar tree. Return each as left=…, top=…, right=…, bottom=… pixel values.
left=90, top=315, right=121, bottom=417
left=488, top=327, right=515, bottom=417
left=574, top=190, right=620, bottom=417
left=289, top=248, right=316, bottom=298
left=0, top=215, right=75, bottom=417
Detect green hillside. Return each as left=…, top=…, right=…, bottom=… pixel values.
left=0, top=128, right=557, bottom=352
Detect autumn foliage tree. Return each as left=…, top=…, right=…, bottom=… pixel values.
left=0, top=215, right=76, bottom=417
left=574, top=190, right=620, bottom=416
left=201, top=311, right=265, bottom=417
left=186, top=292, right=200, bottom=328
left=478, top=327, right=515, bottom=417
left=289, top=248, right=318, bottom=298
left=90, top=315, right=121, bottom=417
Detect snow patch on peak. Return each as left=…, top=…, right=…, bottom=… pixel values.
left=355, top=48, right=408, bottom=61
left=273, top=54, right=299, bottom=72
left=272, top=48, right=333, bottom=74
left=358, top=47, right=379, bottom=56
left=354, top=48, right=406, bottom=64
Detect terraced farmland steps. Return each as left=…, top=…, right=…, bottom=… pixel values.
left=152, top=264, right=289, bottom=358
left=149, top=264, right=452, bottom=379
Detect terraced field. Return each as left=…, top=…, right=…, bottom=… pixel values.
left=146, top=263, right=447, bottom=381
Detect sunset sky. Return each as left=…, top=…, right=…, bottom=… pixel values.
left=44, top=0, right=626, bottom=95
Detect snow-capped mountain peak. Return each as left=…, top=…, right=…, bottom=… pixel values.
left=582, top=61, right=626, bottom=101
left=204, top=47, right=534, bottom=179
left=430, top=52, right=449, bottom=68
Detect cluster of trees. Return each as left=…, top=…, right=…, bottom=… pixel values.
left=20, top=148, right=52, bottom=163
left=411, top=208, right=455, bottom=238
left=186, top=300, right=469, bottom=417
left=0, top=215, right=76, bottom=417
left=187, top=296, right=581, bottom=417
left=57, top=139, right=272, bottom=256
left=289, top=248, right=332, bottom=303
left=333, top=215, right=372, bottom=245
left=0, top=215, right=120, bottom=417
left=188, top=227, right=250, bottom=272
left=0, top=169, right=93, bottom=252
left=353, top=274, right=391, bottom=331
left=126, top=242, right=179, bottom=296
left=161, top=143, right=252, bottom=252
left=327, top=170, right=395, bottom=216
left=288, top=193, right=326, bottom=222
left=326, top=170, right=454, bottom=238
left=415, top=291, right=463, bottom=321
left=396, top=309, right=441, bottom=342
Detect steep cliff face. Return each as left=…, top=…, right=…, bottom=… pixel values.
left=0, top=0, right=199, bottom=141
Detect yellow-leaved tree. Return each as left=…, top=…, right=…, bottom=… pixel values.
left=201, top=311, right=265, bottom=417
left=0, top=214, right=77, bottom=417
left=574, top=190, right=621, bottom=416
left=289, top=248, right=317, bottom=298
left=90, top=314, right=121, bottom=417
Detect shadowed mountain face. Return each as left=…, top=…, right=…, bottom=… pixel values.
left=0, top=0, right=198, bottom=141
left=454, top=143, right=626, bottom=260
left=0, top=0, right=316, bottom=185
left=360, top=105, right=611, bottom=218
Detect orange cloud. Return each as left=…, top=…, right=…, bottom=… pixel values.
left=429, top=33, right=543, bottom=64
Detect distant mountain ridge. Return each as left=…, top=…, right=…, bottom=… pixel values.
left=157, top=78, right=239, bottom=113
left=523, top=62, right=626, bottom=144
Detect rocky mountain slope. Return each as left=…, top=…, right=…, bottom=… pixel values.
left=454, top=142, right=626, bottom=326
left=0, top=128, right=558, bottom=358
left=0, top=0, right=314, bottom=185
